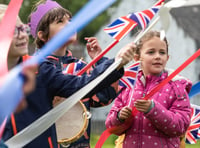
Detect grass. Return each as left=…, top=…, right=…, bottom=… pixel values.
left=90, top=134, right=117, bottom=148
left=186, top=141, right=200, bottom=148
left=90, top=134, right=200, bottom=148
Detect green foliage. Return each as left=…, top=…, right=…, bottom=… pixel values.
left=0, top=0, right=8, bottom=5
left=0, top=0, right=121, bottom=44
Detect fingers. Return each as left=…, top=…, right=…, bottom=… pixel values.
left=116, top=43, right=136, bottom=69
left=85, top=37, right=100, bottom=50
left=85, top=37, right=97, bottom=42
left=119, top=106, right=132, bottom=120
left=86, top=42, right=92, bottom=51
left=85, top=37, right=102, bottom=59
left=134, top=100, right=150, bottom=105
left=52, top=96, right=65, bottom=107
left=134, top=100, right=152, bottom=113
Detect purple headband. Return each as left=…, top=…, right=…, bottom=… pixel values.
left=30, top=0, right=62, bottom=38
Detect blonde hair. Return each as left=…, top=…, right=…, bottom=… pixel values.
left=0, top=4, right=21, bottom=23
left=0, top=4, right=7, bottom=11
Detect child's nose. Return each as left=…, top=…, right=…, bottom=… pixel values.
left=17, top=30, right=28, bottom=38
left=155, top=52, right=161, bottom=58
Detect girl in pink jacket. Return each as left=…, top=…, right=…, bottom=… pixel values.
left=105, top=30, right=192, bottom=148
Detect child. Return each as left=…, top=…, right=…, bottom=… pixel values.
left=0, top=3, right=37, bottom=147
left=2, top=0, right=135, bottom=148
left=105, top=30, right=192, bottom=148
left=0, top=4, right=37, bottom=117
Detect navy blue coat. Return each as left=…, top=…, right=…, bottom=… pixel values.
left=3, top=55, right=124, bottom=148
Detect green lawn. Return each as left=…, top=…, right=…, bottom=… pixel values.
left=90, top=134, right=117, bottom=148
left=90, top=134, right=200, bottom=148
left=186, top=141, right=200, bottom=148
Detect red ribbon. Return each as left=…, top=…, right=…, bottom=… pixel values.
left=0, top=0, right=23, bottom=80
left=95, top=48, right=200, bottom=148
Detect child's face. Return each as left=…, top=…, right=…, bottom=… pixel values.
left=48, top=15, right=77, bottom=45
left=8, top=17, right=29, bottom=58
left=139, top=36, right=169, bottom=76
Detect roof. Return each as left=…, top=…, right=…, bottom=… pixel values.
left=166, top=0, right=200, bottom=42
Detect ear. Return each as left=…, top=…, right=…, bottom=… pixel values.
left=167, top=55, right=169, bottom=61
left=37, top=31, right=46, bottom=42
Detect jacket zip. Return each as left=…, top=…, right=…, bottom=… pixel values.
left=138, top=76, right=149, bottom=148
left=138, top=93, right=146, bottom=148
left=138, top=112, right=142, bottom=148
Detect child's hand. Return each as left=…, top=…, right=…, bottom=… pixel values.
left=52, top=96, right=65, bottom=107
left=85, top=37, right=102, bottom=59
left=115, top=43, right=135, bottom=69
left=134, top=100, right=152, bottom=113
left=118, top=106, right=132, bottom=121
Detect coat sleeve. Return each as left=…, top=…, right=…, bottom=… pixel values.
left=88, top=57, right=119, bottom=107
left=145, top=79, right=192, bottom=137
left=39, top=58, right=124, bottom=99
left=89, top=81, right=119, bottom=107
left=105, top=88, right=128, bottom=128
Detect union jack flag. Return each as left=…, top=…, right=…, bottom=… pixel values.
left=186, top=104, right=200, bottom=144
left=104, top=0, right=164, bottom=41
left=62, top=59, right=86, bottom=75
left=104, top=16, right=137, bottom=41
left=128, top=0, right=164, bottom=30
left=119, top=62, right=140, bottom=88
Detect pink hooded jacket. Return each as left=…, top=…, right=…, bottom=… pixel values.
left=105, top=70, right=192, bottom=148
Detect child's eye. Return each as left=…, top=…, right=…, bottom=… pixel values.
left=160, top=51, right=166, bottom=55
left=57, top=19, right=64, bottom=23
left=147, top=51, right=154, bottom=54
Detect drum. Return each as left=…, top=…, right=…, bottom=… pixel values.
left=53, top=99, right=89, bottom=147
